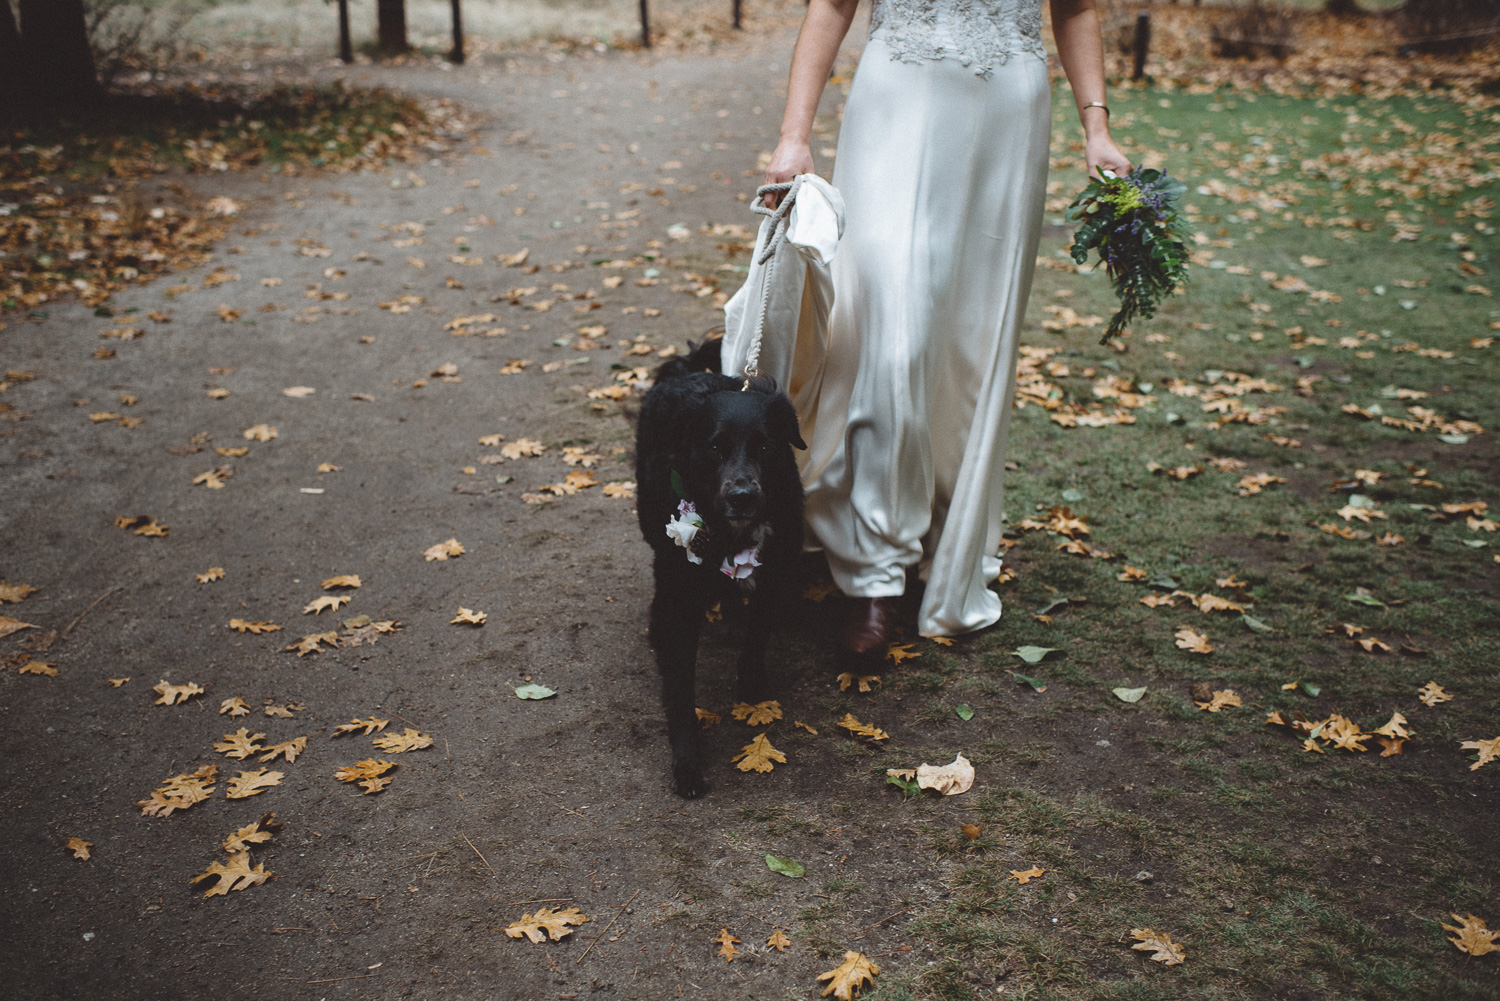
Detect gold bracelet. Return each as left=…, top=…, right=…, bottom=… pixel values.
left=1082, top=101, right=1110, bottom=118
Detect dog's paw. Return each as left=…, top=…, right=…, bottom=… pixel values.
left=671, top=759, right=710, bottom=799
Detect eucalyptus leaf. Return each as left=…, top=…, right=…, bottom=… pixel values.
left=1240, top=613, right=1272, bottom=633
left=886, top=773, right=920, bottom=797
left=1113, top=686, right=1148, bottom=703
left=1438, top=434, right=1470, bottom=445
left=513, top=684, right=557, bottom=700
left=1463, top=539, right=1488, bottom=548
left=1147, top=576, right=1181, bottom=591
left=765, top=854, right=805, bottom=878
left=1011, top=671, right=1048, bottom=692
left=1061, top=488, right=1084, bottom=503
left=1301, top=681, right=1321, bottom=697
left=1035, top=598, right=1070, bottom=616
left=955, top=704, right=975, bottom=722
left=670, top=469, right=687, bottom=500
left=1343, top=589, right=1386, bottom=608
left=1012, top=646, right=1058, bottom=665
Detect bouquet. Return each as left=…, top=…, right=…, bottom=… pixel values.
left=1066, top=166, right=1193, bottom=345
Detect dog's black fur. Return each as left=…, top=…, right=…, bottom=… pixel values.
left=635, top=339, right=806, bottom=798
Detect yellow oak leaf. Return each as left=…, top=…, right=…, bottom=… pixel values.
left=715, top=928, right=740, bottom=962
left=696, top=708, right=722, bottom=728
left=0, top=582, right=38, bottom=603
left=1357, top=636, right=1392, bottom=653
left=499, top=438, right=546, bottom=459
left=219, top=696, right=251, bottom=717
left=223, top=813, right=279, bottom=853
left=18, top=661, right=58, bottom=676
left=732, top=733, right=787, bottom=773
left=335, top=758, right=397, bottom=794
left=285, top=631, right=338, bottom=656
left=317, top=462, right=341, bottom=473
left=196, top=567, right=226, bottom=583
left=137, top=764, right=218, bottom=817
left=1140, top=593, right=1176, bottom=608
left=1130, top=928, right=1186, bottom=965
left=321, top=574, right=362, bottom=590
left=837, top=673, right=881, bottom=693
left=152, top=679, right=205, bottom=705
left=423, top=537, right=465, bottom=561
left=838, top=714, right=890, bottom=741
left=1117, top=566, right=1147, bottom=581
left=1321, top=714, right=1369, bottom=752
left=451, top=607, right=487, bottom=625
left=1175, top=627, right=1213, bottom=654
left=1376, top=736, right=1407, bottom=757
left=1010, top=867, right=1045, bottom=884
left=1194, top=593, right=1247, bottom=614
left=817, top=951, right=880, bottom=1000
left=767, top=929, right=791, bottom=952
left=228, top=619, right=281, bottom=634
left=191, top=851, right=270, bottom=897
left=107, top=678, right=130, bottom=687
left=371, top=728, right=433, bottom=753
left=1195, top=690, right=1242, bottom=713
left=213, top=728, right=266, bottom=760
left=242, top=423, right=278, bottom=441
left=0, top=616, right=37, bottom=638
left=1418, top=681, right=1453, bottom=706
left=602, top=481, right=636, bottom=498
left=225, top=768, right=284, bottom=799
left=66, top=837, right=92, bottom=860
left=731, top=700, right=783, bottom=726
left=259, top=737, right=308, bottom=764
left=885, top=643, right=921, bottom=665
left=114, top=514, right=169, bottom=536
left=1460, top=736, right=1500, bottom=771
left=795, top=721, right=819, bottom=735
left=333, top=717, right=390, bottom=737
left=1442, top=913, right=1499, bottom=957
left=505, top=906, right=589, bottom=943
left=192, top=467, right=232, bottom=489
left=1373, top=712, right=1410, bottom=739
left=303, top=595, right=351, bottom=615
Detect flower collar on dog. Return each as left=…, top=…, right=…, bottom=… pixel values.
left=666, top=500, right=707, bottom=565
left=665, top=499, right=769, bottom=580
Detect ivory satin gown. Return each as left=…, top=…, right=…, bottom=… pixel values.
left=799, top=0, right=1051, bottom=636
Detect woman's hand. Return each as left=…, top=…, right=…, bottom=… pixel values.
left=1086, top=132, right=1131, bottom=180
left=762, top=138, right=815, bottom=209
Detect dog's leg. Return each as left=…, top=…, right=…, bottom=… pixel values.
left=735, top=581, right=775, bottom=703
left=649, top=552, right=710, bottom=799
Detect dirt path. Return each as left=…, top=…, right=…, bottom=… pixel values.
left=0, top=26, right=983, bottom=1001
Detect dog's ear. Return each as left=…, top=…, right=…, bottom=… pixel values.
left=768, top=394, right=807, bottom=451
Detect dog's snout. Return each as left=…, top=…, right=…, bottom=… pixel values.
left=722, top=474, right=762, bottom=520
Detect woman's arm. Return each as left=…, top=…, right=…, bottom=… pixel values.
left=1049, top=0, right=1131, bottom=178
left=763, top=0, right=862, bottom=206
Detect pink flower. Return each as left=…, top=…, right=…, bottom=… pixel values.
left=721, top=547, right=762, bottom=580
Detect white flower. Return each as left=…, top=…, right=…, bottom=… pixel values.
left=721, top=546, right=761, bottom=580
left=666, top=500, right=704, bottom=563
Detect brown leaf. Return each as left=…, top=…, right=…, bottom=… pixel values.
left=423, top=537, right=466, bottom=561
left=18, top=660, right=58, bottom=676
left=228, top=619, right=281, bottom=634
left=817, top=951, right=880, bottom=1000
left=885, top=643, right=921, bottom=665
left=333, top=717, right=390, bottom=737
left=0, top=616, right=37, bottom=639
left=285, top=631, right=338, bottom=656
left=334, top=758, right=397, bottom=794
left=225, top=768, right=284, bottom=799
left=1010, top=867, right=1045, bottom=884
left=213, top=728, right=266, bottom=760
left=0, top=582, right=38, bottom=603
left=223, top=814, right=280, bottom=853
left=1195, top=690, right=1242, bottom=713
left=303, top=595, right=351, bottom=615
left=65, top=837, right=93, bottom=860
left=258, top=737, right=308, bottom=764
left=1175, top=627, right=1213, bottom=654
left=505, top=906, right=589, bottom=943
left=1460, top=736, right=1500, bottom=771
left=242, top=423, right=277, bottom=441
left=219, top=696, right=251, bottom=717
left=838, top=713, right=890, bottom=741
left=321, top=574, right=362, bottom=590
left=451, top=607, right=487, bottom=625
left=767, top=929, right=791, bottom=952
left=196, top=567, right=226, bottom=583
left=371, top=728, right=433, bottom=753
left=730, top=700, right=783, bottom=726
left=191, top=851, right=270, bottom=897
left=137, top=764, right=218, bottom=817
left=837, top=673, right=882, bottom=693
left=152, top=679, right=205, bottom=705
left=1130, top=928, right=1186, bottom=965
left=696, top=708, right=722, bottom=728
left=1418, top=681, right=1453, bottom=706
left=715, top=927, right=741, bottom=962
left=1441, top=913, right=1498, bottom=957
left=732, top=733, right=787, bottom=773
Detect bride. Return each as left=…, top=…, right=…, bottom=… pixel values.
left=763, top=0, right=1132, bottom=652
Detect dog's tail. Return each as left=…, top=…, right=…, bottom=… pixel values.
left=655, top=334, right=723, bottom=383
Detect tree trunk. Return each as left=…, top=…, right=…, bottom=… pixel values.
left=377, top=0, right=408, bottom=54
left=0, top=1, right=24, bottom=105
left=16, top=0, right=102, bottom=109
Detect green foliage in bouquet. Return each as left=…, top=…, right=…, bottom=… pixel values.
left=1066, top=167, right=1194, bottom=344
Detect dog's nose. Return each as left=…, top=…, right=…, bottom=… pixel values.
left=726, top=483, right=758, bottom=507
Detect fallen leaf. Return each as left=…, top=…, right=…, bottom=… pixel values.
left=1010, top=867, right=1045, bottom=884
left=107, top=678, right=130, bottom=687
left=258, top=737, right=308, bottom=763
left=153, top=679, right=205, bottom=705
left=372, top=728, right=433, bottom=753
left=0, top=616, right=37, bottom=638
left=303, top=595, right=352, bottom=615
left=451, top=607, right=487, bottom=625
left=1441, top=913, right=1498, bottom=958
left=514, top=683, right=556, bottom=700
left=715, top=928, right=741, bottom=962
left=885, top=642, right=921, bottom=665
left=795, top=720, right=819, bottom=734
left=217, top=697, right=250, bottom=717
left=228, top=619, right=281, bottom=634
left=0, top=582, right=38, bottom=603
left=1011, top=671, right=1048, bottom=693
left=18, top=661, right=58, bottom=676
left=954, top=705, right=974, bottom=721
left=766, top=854, right=805, bottom=878
left=838, top=673, right=882, bottom=693
left=500, top=438, right=546, bottom=459
left=1376, top=736, right=1407, bottom=757
left=424, top=537, right=465, bottom=561
left=1460, top=736, right=1500, bottom=771
left=1418, top=681, right=1453, bottom=706
left=66, top=837, right=92, bottom=860
left=1130, top=928, right=1186, bottom=966
left=226, top=768, right=284, bottom=799
left=334, top=758, right=397, bottom=794
left=333, top=717, right=390, bottom=737
left=817, top=951, right=880, bottom=1000
left=696, top=708, right=721, bottom=728
left=961, top=823, right=983, bottom=840
left=137, top=764, right=218, bottom=817
left=1175, top=627, right=1213, bottom=654
left=285, top=631, right=338, bottom=656
left=731, top=700, right=783, bottom=726
left=602, top=481, right=636, bottom=499
left=767, top=929, right=791, bottom=952
left=196, top=567, right=226, bottom=583
left=213, top=728, right=266, bottom=760
left=281, top=385, right=315, bottom=398
left=1195, top=690, right=1242, bottom=712
left=223, top=813, right=280, bottom=853
left=321, top=574, right=361, bottom=590
left=837, top=714, right=890, bottom=741
left=506, top=906, right=590, bottom=943
left=191, top=851, right=270, bottom=897
left=732, top=733, right=787, bottom=773
left=242, top=423, right=278, bottom=442
left=916, top=753, right=974, bottom=795
left=1113, top=686, right=1148, bottom=703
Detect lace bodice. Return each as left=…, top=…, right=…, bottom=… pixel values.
left=867, top=0, right=1045, bottom=77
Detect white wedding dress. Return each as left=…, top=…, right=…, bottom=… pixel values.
left=799, top=0, right=1051, bottom=636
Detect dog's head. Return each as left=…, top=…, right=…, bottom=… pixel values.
left=681, top=384, right=806, bottom=527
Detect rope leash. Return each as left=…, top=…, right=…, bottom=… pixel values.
left=739, top=177, right=802, bottom=389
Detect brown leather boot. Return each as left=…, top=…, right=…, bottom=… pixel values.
left=841, top=597, right=899, bottom=656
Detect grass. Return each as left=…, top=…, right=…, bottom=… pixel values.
left=849, top=77, right=1500, bottom=1000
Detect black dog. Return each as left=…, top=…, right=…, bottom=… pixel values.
left=635, top=338, right=806, bottom=798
